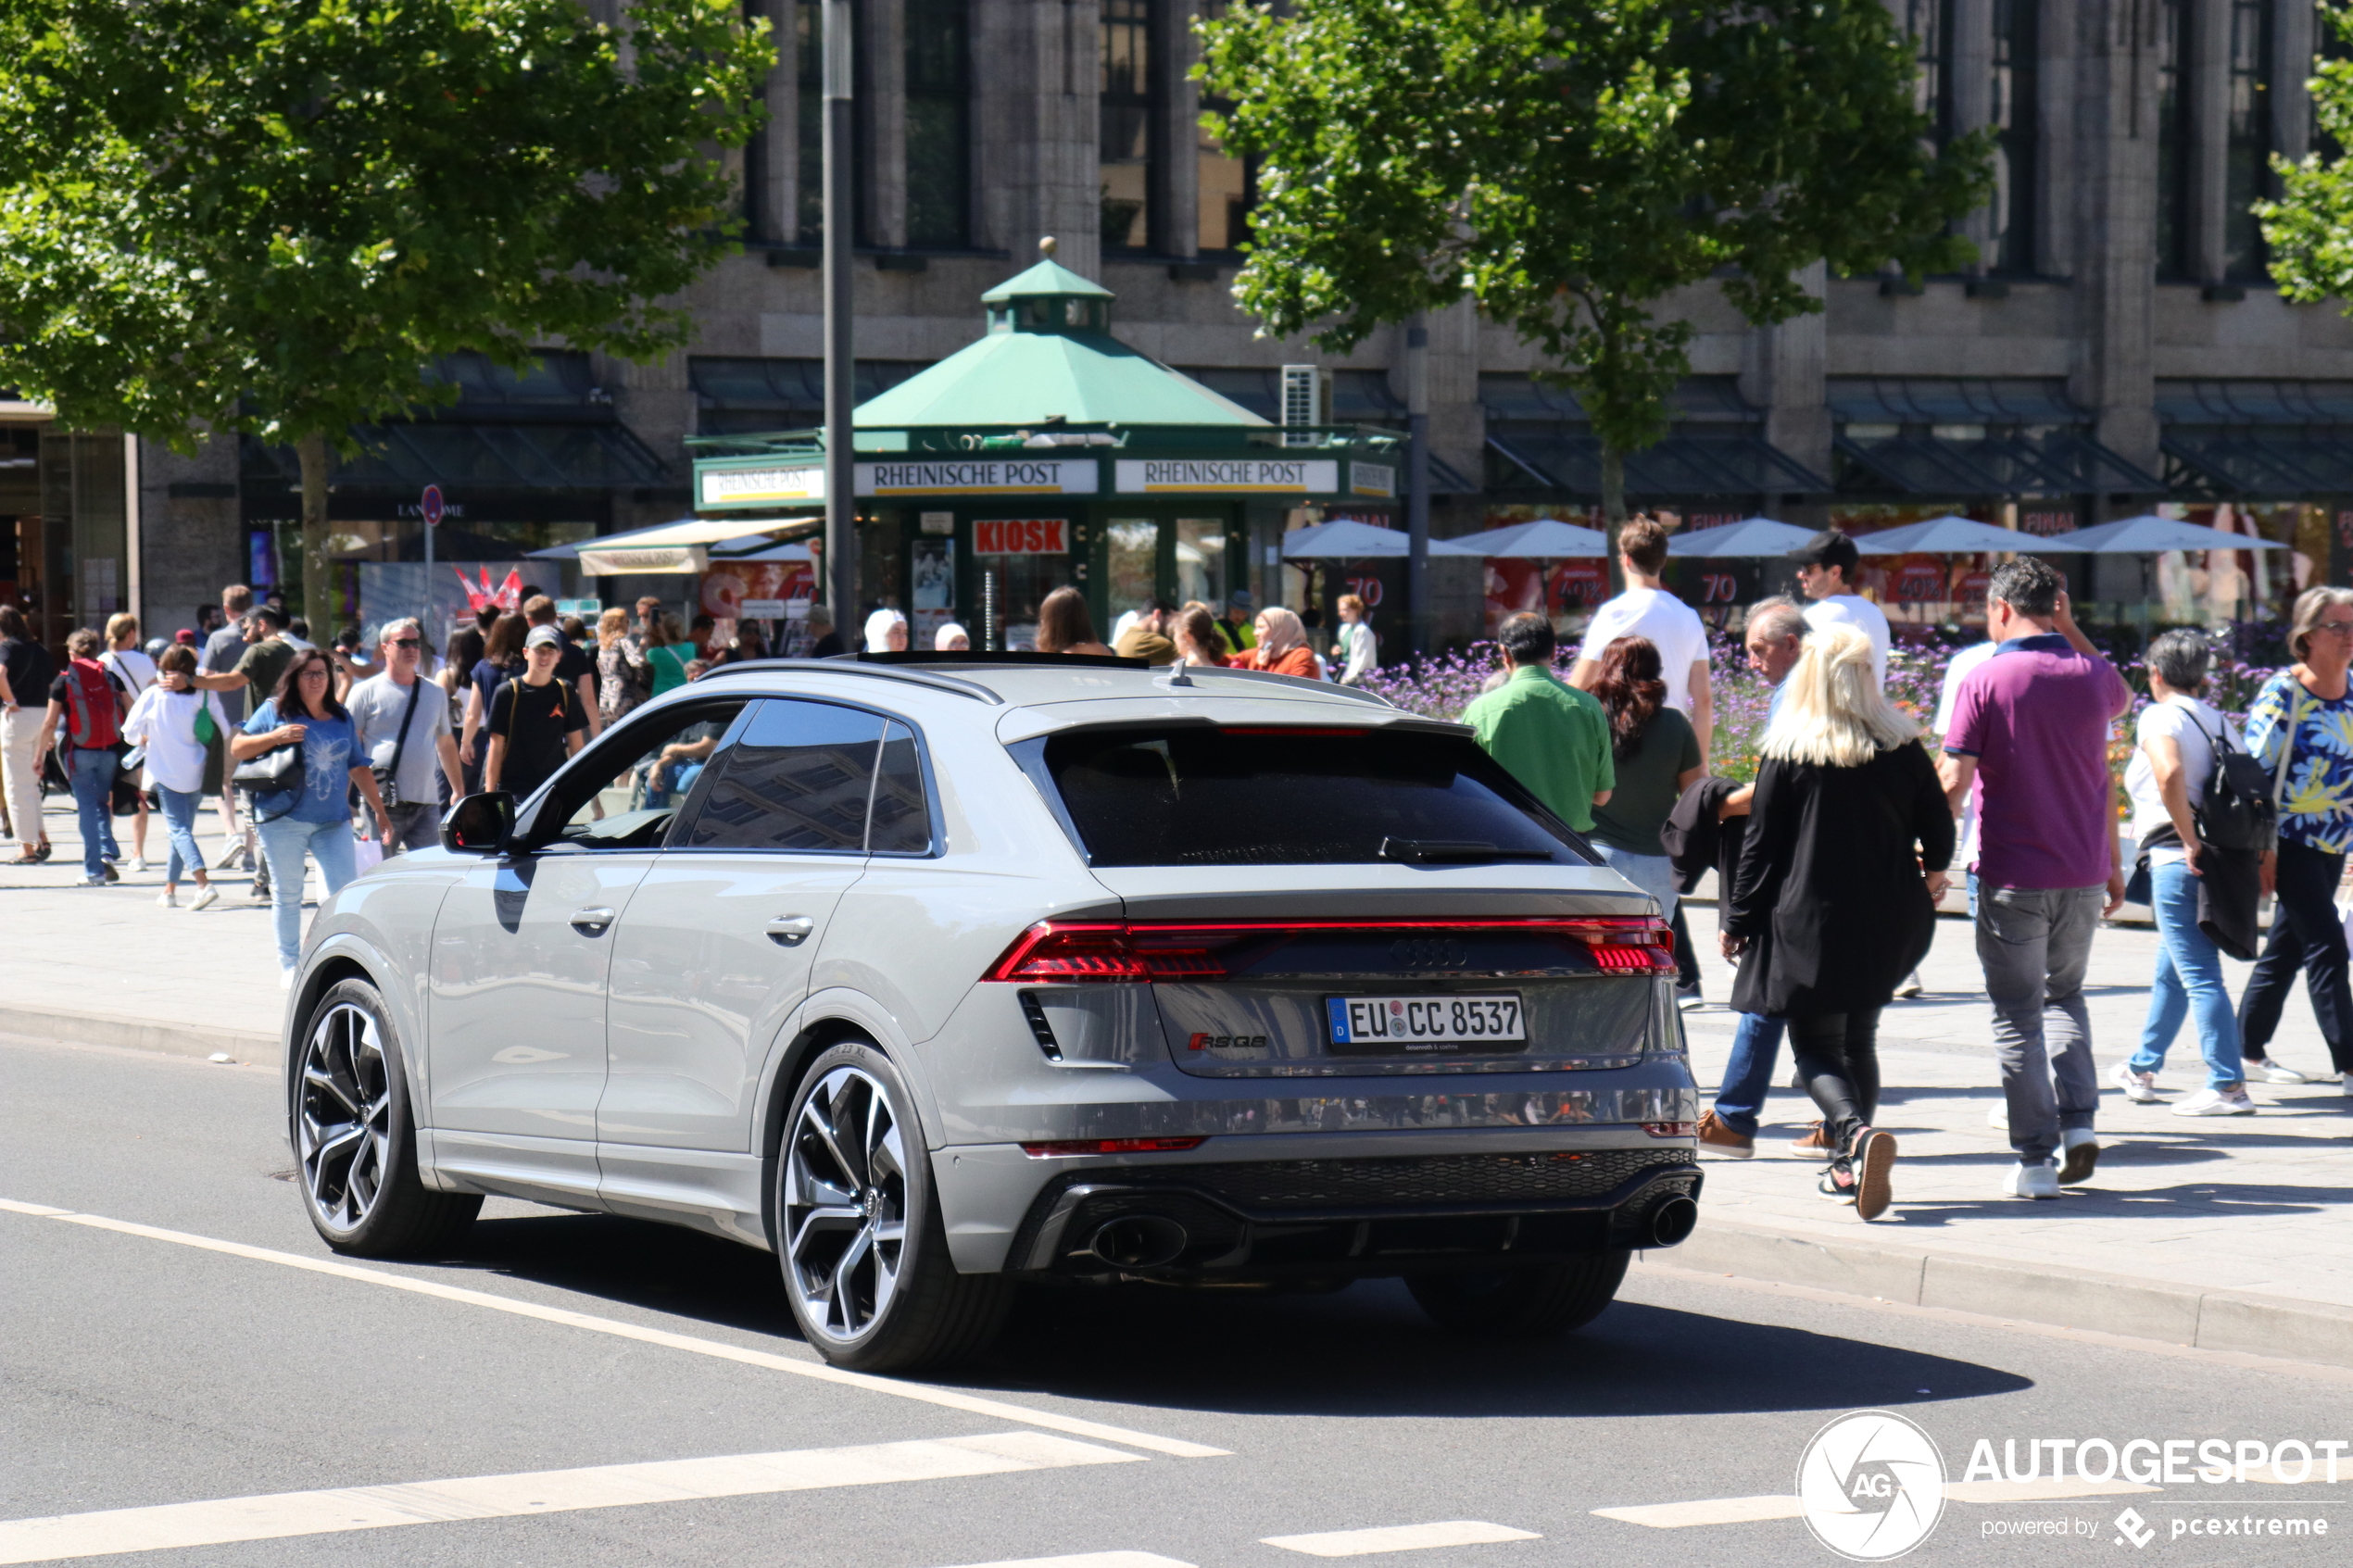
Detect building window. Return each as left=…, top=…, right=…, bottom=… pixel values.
left=1989, top=0, right=2038, bottom=272
left=796, top=0, right=823, bottom=245
left=2156, top=0, right=2194, bottom=279
left=1101, top=0, right=1156, bottom=252
left=2225, top=0, right=2275, bottom=281
left=1907, top=0, right=1953, bottom=146
left=1195, top=0, right=1252, bottom=254
left=904, top=0, right=970, bottom=247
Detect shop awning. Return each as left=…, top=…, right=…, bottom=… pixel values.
left=2158, top=428, right=2353, bottom=496
left=1832, top=429, right=2163, bottom=497
left=1487, top=429, right=1830, bottom=497
left=248, top=419, right=667, bottom=491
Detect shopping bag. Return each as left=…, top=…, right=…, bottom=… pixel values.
left=351, top=833, right=384, bottom=877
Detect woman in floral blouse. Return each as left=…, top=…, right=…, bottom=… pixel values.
left=2239, top=584, right=2353, bottom=1090
left=595, top=607, right=650, bottom=728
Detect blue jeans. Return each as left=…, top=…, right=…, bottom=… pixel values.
left=1711, top=1010, right=1788, bottom=1137
left=2129, top=858, right=2242, bottom=1089
left=257, top=815, right=358, bottom=971
left=156, top=785, right=206, bottom=886
left=1593, top=843, right=1680, bottom=925
left=68, top=746, right=119, bottom=878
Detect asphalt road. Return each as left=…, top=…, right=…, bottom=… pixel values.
left=3, top=1032, right=2347, bottom=1568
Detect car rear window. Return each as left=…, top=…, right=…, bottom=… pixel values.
left=1022, top=724, right=1594, bottom=867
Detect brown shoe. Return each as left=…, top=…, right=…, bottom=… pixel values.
left=1696, top=1110, right=1755, bottom=1160
left=1787, top=1122, right=1832, bottom=1155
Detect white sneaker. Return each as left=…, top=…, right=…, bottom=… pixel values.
left=2003, top=1161, right=2060, bottom=1199
left=279, top=968, right=296, bottom=991
left=2172, top=1086, right=2257, bottom=1116
left=2058, top=1127, right=2100, bottom=1185
left=131, top=856, right=148, bottom=872
left=2250, top=1060, right=2307, bottom=1085
left=2110, top=1060, right=2161, bottom=1103
left=154, top=889, right=178, bottom=909
left=1986, top=1101, right=2009, bottom=1129
left=188, top=884, right=220, bottom=912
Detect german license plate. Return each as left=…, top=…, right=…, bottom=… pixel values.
left=1326, top=994, right=1527, bottom=1053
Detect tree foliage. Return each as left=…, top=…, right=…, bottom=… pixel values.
left=1197, top=0, right=1992, bottom=520
left=2261, top=4, right=2353, bottom=307
left=0, top=0, right=771, bottom=491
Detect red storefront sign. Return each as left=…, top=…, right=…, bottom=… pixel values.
left=974, top=518, right=1068, bottom=555
left=1551, top=560, right=1610, bottom=609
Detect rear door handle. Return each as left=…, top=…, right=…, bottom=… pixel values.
left=764, top=916, right=816, bottom=947
left=570, top=906, right=617, bottom=935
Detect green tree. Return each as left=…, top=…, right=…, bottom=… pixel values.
left=0, top=0, right=772, bottom=618
left=1197, top=0, right=1991, bottom=527
left=2261, top=5, right=2353, bottom=310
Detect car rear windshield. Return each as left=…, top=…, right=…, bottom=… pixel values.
left=1021, top=724, right=1594, bottom=867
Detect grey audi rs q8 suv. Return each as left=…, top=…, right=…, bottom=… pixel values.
left=283, top=654, right=1702, bottom=1371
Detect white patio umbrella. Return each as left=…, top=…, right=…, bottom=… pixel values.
left=1436, top=517, right=1611, bottom=558
left=1279, top=520, right=1478, bottom=558
left=2033, top=514, right=2288, bottom=553
left=1665, top=517, right=1820, bottom=558
left=1852, top=516, right=2077, bottom=555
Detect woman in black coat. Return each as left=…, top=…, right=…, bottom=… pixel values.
left=1724, top=624, right=1955, bottom=1220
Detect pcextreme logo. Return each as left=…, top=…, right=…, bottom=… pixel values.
left=1798, top=1410, right=1948, bottom=1561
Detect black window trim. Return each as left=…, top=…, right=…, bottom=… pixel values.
left=656, top=694, right=946, bottom=860
left=520, top=695, right=756, bottom=853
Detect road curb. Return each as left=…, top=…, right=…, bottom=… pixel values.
left=1662, top=1218, right=2353, bottom=1370
left=0, top=1005, right=277, bottom=1064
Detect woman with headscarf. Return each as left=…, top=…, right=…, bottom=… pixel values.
left=934, top=621, right=971, bottom=652
left=1245, top=607, right=1320, bottom=679
left=863, top=608, right=910, bottom=653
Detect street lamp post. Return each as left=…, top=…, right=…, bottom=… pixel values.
left=822, top=0, right=855, bottom=622
left=1405, top=312, right=1431, bottom=659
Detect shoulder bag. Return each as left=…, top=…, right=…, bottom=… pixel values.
left=370, top=678, right=423, bottom=809
left=233, top=710, right=308, bottom=824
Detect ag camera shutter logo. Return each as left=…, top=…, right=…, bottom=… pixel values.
left=1798, top=1411, right=1947, bottom=1560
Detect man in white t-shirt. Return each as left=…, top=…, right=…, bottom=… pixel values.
left=1569, top=515, right=1713, bottom=757
left=1789, top=529, right=1891, bottom=686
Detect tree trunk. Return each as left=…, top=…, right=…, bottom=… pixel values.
left=1600, top=442, right=1627, bottom=594
left=296, top=433, right=330, bottom=634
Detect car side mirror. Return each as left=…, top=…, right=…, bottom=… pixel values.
left=441, top=792, right=516, bottom=856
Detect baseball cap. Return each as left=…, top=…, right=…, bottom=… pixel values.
left=173, top=629, right=199, bottom=645
left=524, top=624, right=564, bottom=650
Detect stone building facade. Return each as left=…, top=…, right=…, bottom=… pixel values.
left=8, top=0, right=2350, bottom=652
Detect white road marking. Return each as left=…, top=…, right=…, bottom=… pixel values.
left=937, top=1557, right=1196, bottom=1568
left=1591, top=1497, right=1804, bottom=1529
left=0, top=1198, right=1227, bottom=1460
left=1259, top=1522, right=1541, bottom=1556
left=1592, top=1479, right=2164, bottom=1528
left=0, top=1432, right=1137, bottom=1565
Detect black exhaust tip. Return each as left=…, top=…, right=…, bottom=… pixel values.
left=1088, top=1215, right=1189, bottom=1268
left=1645, top=1194, right=1699, bottom=1248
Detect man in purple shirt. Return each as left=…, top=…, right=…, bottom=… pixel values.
left=1939, top=558, right=2130, bottom=1200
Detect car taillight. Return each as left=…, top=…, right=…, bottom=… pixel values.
left=985, top=922, right=1228, bottom=982
left=984, top=916, right=1678, bottom=984
left=1019, top=1136, right=1209, bottom=1158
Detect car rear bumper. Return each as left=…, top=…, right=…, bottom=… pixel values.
left=930, top=1125, right=1702, bottom=1275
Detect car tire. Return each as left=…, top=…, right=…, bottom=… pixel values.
left=1406, top=1251, right=1629, bottom=1336
left=292, top=977, right=482, bottom=1258
left=775, top=1040, right=1010, bottom=1373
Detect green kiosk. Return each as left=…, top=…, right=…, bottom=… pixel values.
left=687, top=250, right=1403, bottom=650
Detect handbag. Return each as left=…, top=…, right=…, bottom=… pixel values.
left=233, top=733, right=306, bottom=824
left=369, top=677, right=423, bottom=809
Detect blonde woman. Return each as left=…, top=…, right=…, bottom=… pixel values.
left=595, top=606, right=649, bottom=727
left=1332, top=594, right=1378, bottom=684
left=102, top=612, right=157, bottom=868
left=1723, top=624, right=1953, bottom=1220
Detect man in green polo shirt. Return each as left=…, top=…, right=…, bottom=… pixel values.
left=1462, top=611, right=1613, bottom=832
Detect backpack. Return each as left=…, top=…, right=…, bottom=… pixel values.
left=2188, top=706, right=2276, bottom=852
left=62, top=659, right=122, bottom=749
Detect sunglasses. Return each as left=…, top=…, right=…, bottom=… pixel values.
left=388, top=638, right=422, bottom=648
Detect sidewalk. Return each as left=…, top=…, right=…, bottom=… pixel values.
left=6, top=791, right=2351, bottom=1363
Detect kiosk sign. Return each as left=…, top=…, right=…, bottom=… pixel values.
left=973, top=519, right=1069, bottom=556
